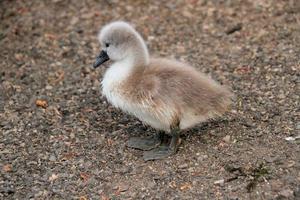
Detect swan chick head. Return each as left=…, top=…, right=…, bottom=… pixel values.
left=93, top=21, right=149, bottom=68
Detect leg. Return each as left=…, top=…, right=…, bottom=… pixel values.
left=143, top=127, right=181, bottom=161
left=126, top=131, right=164, bottom=151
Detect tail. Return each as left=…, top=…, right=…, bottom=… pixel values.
left=215, top=87, right=234, bottom=116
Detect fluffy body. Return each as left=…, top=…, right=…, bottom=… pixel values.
left=99, top=21, right=233, bottom=132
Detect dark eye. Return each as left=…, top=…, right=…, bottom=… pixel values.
left=105, top=43, right=110, bottom=48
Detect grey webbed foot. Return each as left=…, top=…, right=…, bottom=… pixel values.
left=143, top=128, right=180, bottom=161
left=143, top=145, right=176, bottom=161
left=126, top=133, right=163, bottom=151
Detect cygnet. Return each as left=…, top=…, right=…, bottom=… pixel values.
left=93, top=21, right=233, bottom=161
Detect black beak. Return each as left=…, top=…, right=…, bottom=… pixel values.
left=93, top=50, right=109, bottom=68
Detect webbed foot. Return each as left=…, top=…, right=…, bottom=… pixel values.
left=143, top=128, right=181, bottom=161
left=126, top=133, right=162, bottom=151
left=143, top=145, right=176, bottom=161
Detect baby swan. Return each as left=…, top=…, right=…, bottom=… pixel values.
left=93, top=21, right=233, bottom=161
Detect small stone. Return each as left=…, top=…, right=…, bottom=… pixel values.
left=113, top=166, right=131, bottom=174
left=279, top=189, right=294, bottom=198
left=182, top=10, right=193, bottom=18
left=285, top=135, right=300, bottom=141
left=49, top=155, right=56, bottom=162
left=214, top=179, right=225, bottom=186
left=119, top=185, right=129, bottom=192
left=287, top=160, right=296, bottom=168
left=226, top=23, right=242, bottom=35
left=14, top=53, right=23, bottom=61
left=188, top=167, right=195, bottom=173
left=285, top=137, right=295, bottom=141
left=113, top=185, right=119, bottom=190
left=265, top=155, right=280, bottom=163
left=178, top=163, right=188, bottom=169
left=197, top=154, right=208, bottom=162
left=223, top=135, right=231, bottom=143
left=180, top=182, right=192, bottom=191
left=84, top=161, right=93, bottom=168
left=278, top=93, right=285, bottom=99
left=70, top=132, right=75, bottom=139
left=148, top=36, right=155, bottom=41
left=45, top=85, right=53, bottom=90
left=111, top=129, right=123, bottom=136
left=114, top=183, right=129, bottom=192
left=48, top=174, right=59, bottom=181
left=270, top=180, right=283, bottom=192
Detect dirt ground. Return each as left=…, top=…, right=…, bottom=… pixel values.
left=0, top=0, right=299, bottom=199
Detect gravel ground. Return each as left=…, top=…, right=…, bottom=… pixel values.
left=0, top=0, right=299, bottom=199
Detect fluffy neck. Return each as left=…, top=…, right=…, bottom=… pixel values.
left=102, top=57, right=132, bottom=94
left=103, top=32, right=149, bottom=85
left=131, top=33, right=149, bottom=67
left=107, top=34, right=149, bottom=80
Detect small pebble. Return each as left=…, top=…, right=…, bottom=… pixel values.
left=48, top=173, right=59, bottom=181
left=214, top=179, right=225, bottom=186
left=70, top=132, right=75, bottom=139
left=279, top=189, right=294, bottom=198
left=178, top=163, right=188, bottom=169
left=49, top=155, right=56, bottom=162
left=223, top=135, right=231, bottom=143
left=114, top=183, right=129, bottom=192
left=285, top=135, right=300, bottom=141
left=270, top=180, right=283, bottom=192
left=45, top=85, right=53, bottom=90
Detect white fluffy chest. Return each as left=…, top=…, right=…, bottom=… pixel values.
left=101, top=62, right=166, bottom=130
left=101, top=61, right=133, bottom=110
left=100, top=61, right=173, bottom=131
left=101, top=66, right=151, bottom=122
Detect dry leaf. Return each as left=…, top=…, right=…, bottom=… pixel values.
left=214, top=179, right=225, bottom=186
left=36, top=99, right=48, bottom=108
left=62, top=152, right=77, bottom=160
left=222, top=135, right=231, bottom=143
left=81, top=12, right=94, bottom=19
left=3, top=164, right=12, bottom=172
left=83, top=108, right=94, bottom=113
left=17, top=7, right=29, bottom=14
left=53, top=70, right=64, bottom=84
left=180, top=182, right=192, bottom=191
left=107, top=138, right=113, bottom=146
left=218, top=141, right=228, bottom=148
left=94, top=11, right=101, bottom=17
left=49, top=174, right=59, bottom=181
left=45, top=33, right=57, bottom=40
left=235, top=66, right=251, bottom=74
left=101, top=195, right=109, bottom=200
left=119, top=185, right=128, bottom=192
left=169, top=181, right=177, bottom=188
left=182, top=10, right=193, bottom=18
left=79, top=196, right=87, bottom=200
left=14, top=53, right=23, bottom=61
left=80, top=172, right=90, bottom=182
